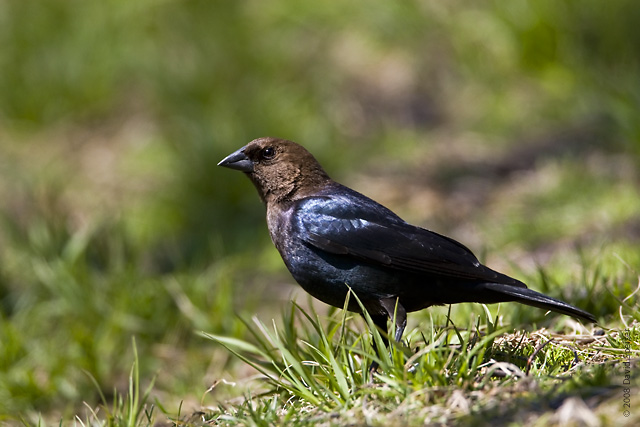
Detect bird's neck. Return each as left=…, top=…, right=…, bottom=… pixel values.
left=255, top=166, right=332, bottom=206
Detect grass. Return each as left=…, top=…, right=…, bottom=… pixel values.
left=1, top=193, right=638, bottom=426
left=80, top=339, right=156, bottom=427
left=199, top=274, right=639, bottom=425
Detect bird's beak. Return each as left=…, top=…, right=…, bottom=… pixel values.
left=218, top=146, right=254, bottom=172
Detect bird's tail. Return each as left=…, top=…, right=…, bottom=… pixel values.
left=482, top=282, right=596, bottom=323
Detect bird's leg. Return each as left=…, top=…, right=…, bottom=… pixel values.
left=379, top=297, right=407, bottom=344
left=367, top=298, right=408, bottom=377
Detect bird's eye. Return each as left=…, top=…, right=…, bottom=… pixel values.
left=260, top=147, right=275, bottom=160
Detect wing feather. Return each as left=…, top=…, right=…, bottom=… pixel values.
left=297, top=195, right=523, bottom=286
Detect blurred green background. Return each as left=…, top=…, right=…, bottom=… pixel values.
left=1, top=0, right=639, bottom=422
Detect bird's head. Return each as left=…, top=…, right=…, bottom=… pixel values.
left=218, top=137, right=331, bottom=204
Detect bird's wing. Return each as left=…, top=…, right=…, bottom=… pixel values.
left=296, top=195, right=523, bottom=285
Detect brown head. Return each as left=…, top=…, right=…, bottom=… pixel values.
left=218, top=137, right=332, bottom=205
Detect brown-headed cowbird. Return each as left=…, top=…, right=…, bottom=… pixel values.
left=218, top=137, right=596, bottom=346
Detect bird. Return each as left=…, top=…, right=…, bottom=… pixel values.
left=218, top=137, right=596, bottom=351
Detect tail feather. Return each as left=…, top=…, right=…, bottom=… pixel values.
left=482, top=282, right=596, bottom=323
